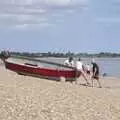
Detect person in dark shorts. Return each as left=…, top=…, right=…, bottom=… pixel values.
left=91, top=59, right=102, bottom=88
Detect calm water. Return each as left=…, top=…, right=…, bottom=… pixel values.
left=96, top=58, right=120, bottom=77
left=38, top=57, right=120, bottom=77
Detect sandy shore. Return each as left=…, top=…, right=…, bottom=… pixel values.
left=0, top=65, right=120, bottom=120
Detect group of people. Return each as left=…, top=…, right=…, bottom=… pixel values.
left=64, top=57, right=102, bottom=88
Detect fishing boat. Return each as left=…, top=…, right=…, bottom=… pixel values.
left=4, top=56, right=80, bottom=81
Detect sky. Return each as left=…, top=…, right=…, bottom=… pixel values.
left=0, top=0, right=120, bottom=53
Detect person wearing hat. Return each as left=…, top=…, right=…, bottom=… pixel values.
left=91, top=59, right=102, bottom=88
left=64, top=57, right=74, bottom=67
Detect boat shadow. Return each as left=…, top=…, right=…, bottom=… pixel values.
left=17, top=72, right=75, bottom=83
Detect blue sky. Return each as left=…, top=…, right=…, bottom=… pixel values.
left=0, top=0, right=120, bottom=53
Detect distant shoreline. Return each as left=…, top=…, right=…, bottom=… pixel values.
left=10, top=51, right=120, bottom=58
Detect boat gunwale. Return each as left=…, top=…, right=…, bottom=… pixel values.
left=6, top=58, right=74, bottom=71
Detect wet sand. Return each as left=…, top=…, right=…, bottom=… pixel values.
left=0, top=65, right=120, bottom=120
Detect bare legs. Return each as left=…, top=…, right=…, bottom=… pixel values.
left=75, top=70, right=89, bottom=85
left=75, top=70, right=102, bottom=88
left=97, top=79, right=102, bottom=88
left=91, top=77, right=102, bottom=88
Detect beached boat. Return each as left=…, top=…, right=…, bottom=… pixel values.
left=4, top=56, right=80, bottom=81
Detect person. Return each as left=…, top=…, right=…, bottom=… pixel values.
left=0, top=50, right=10, bottom=63
left=91, top=59, right=102, bottom=88
left=85, top=64, right=91, bottom=75
left=75, top=58, right=89, bottom=85
left=64, top=57, right=74, bottom=67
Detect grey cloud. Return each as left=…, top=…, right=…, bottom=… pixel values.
left=96, top=18, right=120, bottom=23
left=0, top=0, right=88, bottom=30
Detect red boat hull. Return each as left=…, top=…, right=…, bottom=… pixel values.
left=5, top=61, right=80, bottom=81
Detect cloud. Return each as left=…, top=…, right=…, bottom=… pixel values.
left=0, top=0, right=87, bottom=6
left=13, top=22, right=53, bottom=31
left=0, top=0, right=88, bottom=31
left=96, top=18, right=120, bottom=23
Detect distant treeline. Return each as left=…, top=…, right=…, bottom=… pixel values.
left=10, top=51, right=120, bottom=58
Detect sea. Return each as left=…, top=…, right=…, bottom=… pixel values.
left=38, top=57, right=120, bottom=77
